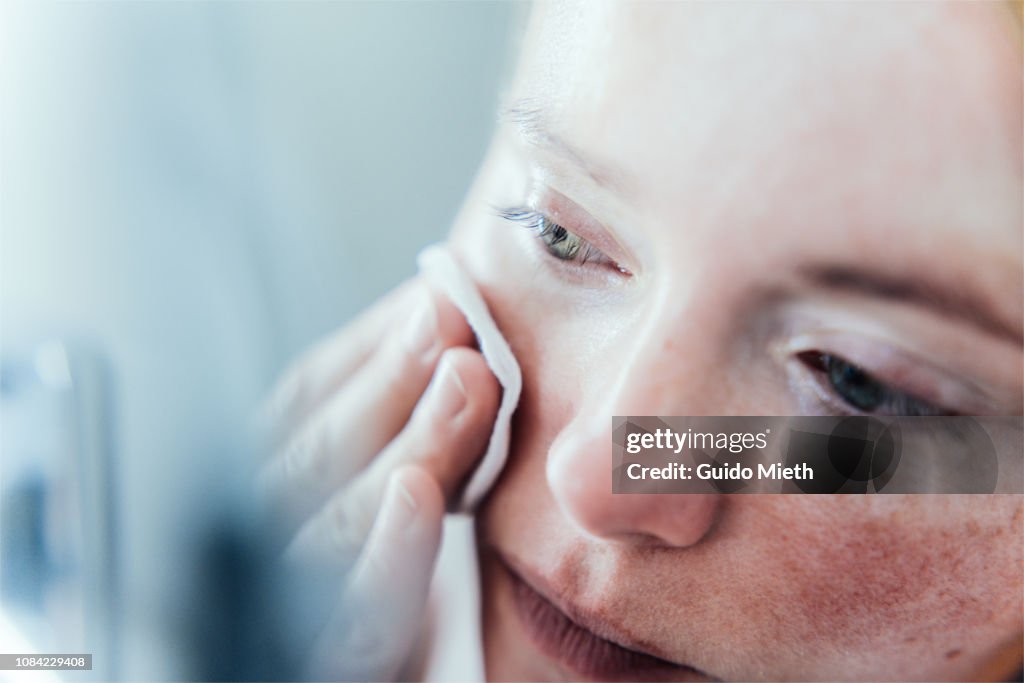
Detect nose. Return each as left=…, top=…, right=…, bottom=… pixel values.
left=546, top=417, right=721, bottom=548
left=543, top=296, right=730, bottom=548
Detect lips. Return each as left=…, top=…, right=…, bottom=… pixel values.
left=500, top=555, right=715, bottom=682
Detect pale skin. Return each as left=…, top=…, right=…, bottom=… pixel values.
left=263, top=1, right=1023, bottom=681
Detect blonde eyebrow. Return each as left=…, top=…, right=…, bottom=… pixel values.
left=802, top=264, right=1023, bottom=347
left=499, top=98, right=633, bottom=194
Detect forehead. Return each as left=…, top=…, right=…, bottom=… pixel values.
left=514, top=1, right=1022, bottom=244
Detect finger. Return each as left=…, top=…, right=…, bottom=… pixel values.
left=286, top=347, right=500, bottom=568
left=258, top=285, right=476, bottom=521
left=308, top=465, right=444, bottom=682
left=261, top=279, right=416, bottom=444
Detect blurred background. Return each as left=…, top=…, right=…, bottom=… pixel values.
left=0, top=1, right=517, bottom=679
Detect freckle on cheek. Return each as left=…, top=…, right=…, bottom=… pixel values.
left=792, top=526, right=926, bottom=636
left=784, top=513, right=1020, bottom=650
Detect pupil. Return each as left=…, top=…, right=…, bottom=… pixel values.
left=542, top=220, right=579, bottom=259
left=827, top=357, right=884, bottom=411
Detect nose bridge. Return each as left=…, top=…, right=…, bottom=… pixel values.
left=603, top=283, right=723, bottom=417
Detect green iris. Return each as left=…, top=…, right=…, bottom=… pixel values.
left=538, top=218, right=582, bottom=260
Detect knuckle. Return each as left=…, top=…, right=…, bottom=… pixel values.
left=279, top=432, right=307, bottom=481
left=321, top=495, right=373, bottom=565
left=281, top=422, right=323, bottom=485
left=264, top=366, right=310, bottom=428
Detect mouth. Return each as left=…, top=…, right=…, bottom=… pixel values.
left=497, top=553, right=716, bottom=682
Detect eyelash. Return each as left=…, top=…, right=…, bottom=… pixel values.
left=799, top=351, right=950, bottom=416
left=496, top=207, right=626, bottom=272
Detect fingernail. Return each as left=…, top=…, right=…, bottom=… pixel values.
left=428, top=355, right=467, bottom=418
left=403, top=290, right=437, bottom=357
left=385, top=470, right=418, bottom=530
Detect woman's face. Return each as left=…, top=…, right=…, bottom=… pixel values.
left=449, top=2, right=1023, bottom=680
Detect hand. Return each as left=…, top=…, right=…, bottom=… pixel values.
left=258, top=279, right=501, bottom=681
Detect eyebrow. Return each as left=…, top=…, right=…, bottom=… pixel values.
left=801, top=264, right=1023, bottom=346
left=499, top=99, right=633, bottom=193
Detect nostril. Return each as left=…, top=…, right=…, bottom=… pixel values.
left=606, top=530, right=673, bottom=547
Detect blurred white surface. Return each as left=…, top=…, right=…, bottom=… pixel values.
left=0, top=1, right=515, bottom=677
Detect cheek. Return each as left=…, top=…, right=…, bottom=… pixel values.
left=728, top=497, right=1024, bottom=671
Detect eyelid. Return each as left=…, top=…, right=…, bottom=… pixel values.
left=775, top=332, right=1003, bottom=415
left=526, top=185, right=638, bottom=275
left=797, top=351, right=948, bottom=416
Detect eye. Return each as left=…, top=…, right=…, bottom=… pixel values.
left=496, top=207, right=626, bottom=271
left=799, top=352, right=950, bottom=416
left=534, top=214, right=582, bottom=260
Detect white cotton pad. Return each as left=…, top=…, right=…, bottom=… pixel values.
left=417, top=244, right=523, bottom=513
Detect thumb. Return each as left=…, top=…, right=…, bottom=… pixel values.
left=313, top=465, right=445, bottom=681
